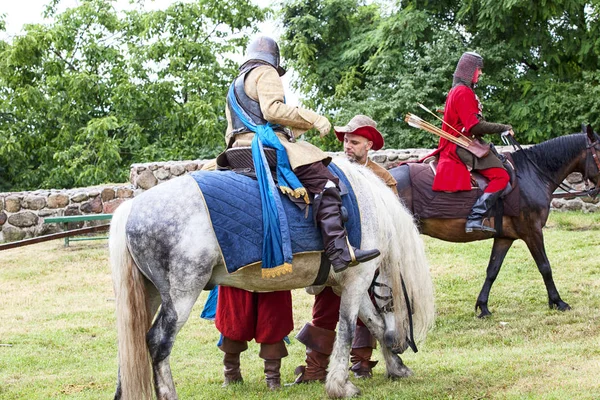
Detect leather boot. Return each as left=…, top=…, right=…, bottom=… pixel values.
left=465, top=191, right=501, bottom=234
left=317, top=185, right=380, bottom=272
left=219, top=337, right=248, bottom=387
left=292, top=323, right=335, bottom=384
left=350, top=348, right=378, bottom=378
left=259, top=341, right=288, bottom=390
left=350, top=325, right=378, bottom=378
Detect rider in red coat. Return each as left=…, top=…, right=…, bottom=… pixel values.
left=432, top=52, right=514, bottom=234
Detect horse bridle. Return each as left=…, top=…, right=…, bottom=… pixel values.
left=369, top=270, right=418, bottom=353
left=369, top=270, right=394, bottom=313
left=503, top=133, right=600, bottom=199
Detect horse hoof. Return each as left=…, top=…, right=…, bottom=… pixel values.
left=551, top=301, right=571, bottom=311
left=325, top=380, right=360, bottom=398
left=387, top=366, right=413, bottom=380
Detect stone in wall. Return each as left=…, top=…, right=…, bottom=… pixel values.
left=24, top=195, right=46, bottom=210
left=47, top=193, right=70, bottom=208
left=71, top=193, right=89, bottom=203
left=0, top=212, right=6, bottom=226
left=136, top=169, right=157, bottom=190
left=5, top=196, right=21, bottom=213
left=8, top=211, right=39, bottom=227
left=155, top=167, right=169, bottom=180
left=0, top=197, right=4, bottom=212
left=101, top=188, right=115, bottom=202
left=80, top=196, right=103, bottom=214
left=2, top=226, right=26, bottom=242
left=117, top=187, right=134, bottom=198
left=103, top=198, right=127, bottom=214
left=171, top=164, right=185, bottom=176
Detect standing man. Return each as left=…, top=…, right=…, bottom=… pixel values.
left=294, top=115, right=397, bottom=383
left=215, top=37, right=380, bottom=390
left=432, top=51, right=514, bottom=233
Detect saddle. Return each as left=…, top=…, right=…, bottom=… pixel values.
left=393, top=154, right=520, bottom=220
left=219, top=146, right=278, bottom=179
left=422, top=153, right=517, bottom=196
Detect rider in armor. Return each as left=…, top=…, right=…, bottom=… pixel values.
left=433, top=51, right=515, bottom=234
left=219, top=36, right=380, bottom=271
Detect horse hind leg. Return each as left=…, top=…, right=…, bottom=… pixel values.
left=475, top=237, right=514, bottom=318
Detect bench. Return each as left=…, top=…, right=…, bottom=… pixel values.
left=43, top=214, right=113, bottom=247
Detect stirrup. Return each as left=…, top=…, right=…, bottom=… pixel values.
left=465, top=219, right=496, bottom=234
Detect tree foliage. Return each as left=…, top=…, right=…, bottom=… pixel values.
left=279, top=0, right=600, bottom=150
left=0, top=0, right=266, bottom=191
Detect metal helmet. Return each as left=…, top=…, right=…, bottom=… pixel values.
left=240, top=36, right=286, bottom=76
left=453, top=51, right=484, bottom=86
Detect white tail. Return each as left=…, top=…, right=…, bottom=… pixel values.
left=109, top=200, right=153, bottom=400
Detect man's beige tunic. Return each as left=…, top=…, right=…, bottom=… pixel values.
left=225, top=65, right=329, bottom=170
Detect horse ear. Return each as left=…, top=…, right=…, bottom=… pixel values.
left=586, top=124, right=594, bottom=140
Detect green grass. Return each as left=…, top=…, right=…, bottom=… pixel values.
left=1, top=211, right=599, bottom=399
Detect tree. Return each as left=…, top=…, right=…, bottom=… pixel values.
left=0, top=0, right=267, bottom=191
left=279, top=0, right=600, bottom=150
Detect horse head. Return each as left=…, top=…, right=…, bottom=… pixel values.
left=583, top=124, right=600, bottom=191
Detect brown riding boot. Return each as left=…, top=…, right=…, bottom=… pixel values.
left=259, top=340, right=288, bottom=390
left=350, top=325, right=378, bottom=379
left=219, top=336, right=248, bottom=387
left=317, top=185, right=380, bottom=273
left=293, top=323, right=336, bottom=384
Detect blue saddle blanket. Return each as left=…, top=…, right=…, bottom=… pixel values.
left=190, top=163, right=361, bottom=274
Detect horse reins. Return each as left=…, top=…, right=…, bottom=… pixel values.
left=369, top=270, right=418, bottom=353
left=502, top=133, right=600, bottom=199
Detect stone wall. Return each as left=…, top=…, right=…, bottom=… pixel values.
left=0, top=185, right=135, bottom=242
left=1, top=147, right=597, bottom=243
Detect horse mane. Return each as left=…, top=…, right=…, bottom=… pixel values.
left=333, top=158, right=435, bottom=346
left=512, top=133, right=586, bottom=173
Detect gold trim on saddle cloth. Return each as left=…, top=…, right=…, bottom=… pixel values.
left=261, top=262, right=293, bottom=279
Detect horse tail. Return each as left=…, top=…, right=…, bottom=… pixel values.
left=109, top=200, right=153, bottom=400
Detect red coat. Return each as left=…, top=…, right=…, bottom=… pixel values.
left=431, top=85, right=481, bottom=192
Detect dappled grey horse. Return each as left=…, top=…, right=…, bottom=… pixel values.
left=109, top=158, right=435, bottom=399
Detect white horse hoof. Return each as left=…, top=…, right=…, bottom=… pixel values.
left=325, top=380, right=361, bottom=398
left=387, top=364, right=413, bottom=380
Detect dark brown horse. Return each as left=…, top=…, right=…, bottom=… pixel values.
left=391, top=125, right=600, bottom=318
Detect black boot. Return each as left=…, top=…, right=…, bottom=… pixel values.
left=317, top=185, right=380, bottom=273
left=465, top=192, right=501, bottom=234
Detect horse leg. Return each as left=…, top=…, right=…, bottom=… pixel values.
left=147, top=289, right=203, bottom=400
left=475, top=238, right=514, bottom=318
left=325, top=286, right=363, bottom=398
left=524, top=231, right=570, bottom=311
left=357, top=296, right=412, bottom=379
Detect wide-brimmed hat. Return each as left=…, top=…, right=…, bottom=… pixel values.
left=334, top=115, right=384, bottom=150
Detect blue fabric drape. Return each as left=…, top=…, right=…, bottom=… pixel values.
left=227, top=83, right=306, bottom=277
